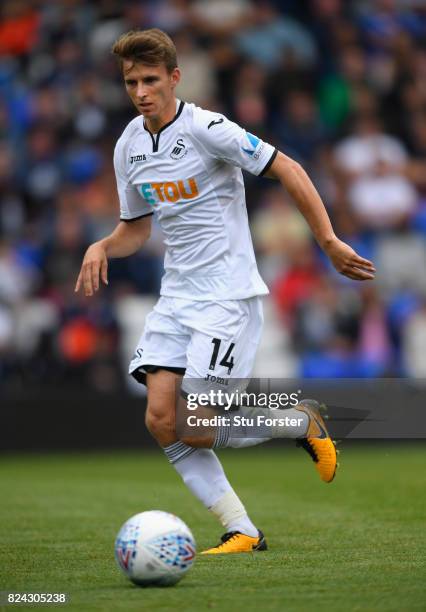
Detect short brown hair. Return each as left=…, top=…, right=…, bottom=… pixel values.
left=112, top=29, right=178, bottom=73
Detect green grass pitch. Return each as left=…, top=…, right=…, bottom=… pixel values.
left=0, top=445, right=425, bottom=611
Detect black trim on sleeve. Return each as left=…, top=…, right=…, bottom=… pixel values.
left=259, top=148, right=278, bottom=177
left=120, top=212, right=154, bottom=222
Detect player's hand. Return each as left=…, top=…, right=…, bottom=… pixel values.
left=74, top=242, right=109, bottom=296
left=323, top=237, right=375, bottom=281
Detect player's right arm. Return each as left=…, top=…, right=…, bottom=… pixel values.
left=74, top=216, right=152, bottom=296
left=75, top=132, right=154, bottom=296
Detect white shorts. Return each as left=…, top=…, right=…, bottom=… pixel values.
left=129, top=296, right=263, bottom=394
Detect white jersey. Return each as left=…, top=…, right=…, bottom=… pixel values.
left=114, top=100, right=277, bottom=300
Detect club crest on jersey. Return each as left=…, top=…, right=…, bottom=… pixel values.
left=170, top=138, right=187, bottom=160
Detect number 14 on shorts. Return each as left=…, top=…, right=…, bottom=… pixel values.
left=209, top=338, right=235, bottom=375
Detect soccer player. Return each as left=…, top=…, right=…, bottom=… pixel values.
left=75, top=29, right=375, bottom=554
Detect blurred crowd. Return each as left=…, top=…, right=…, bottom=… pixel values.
left=2, top=0, right=426, bottom=394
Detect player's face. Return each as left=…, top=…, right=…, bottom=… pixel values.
left=123, top=61, right=180, bottom=126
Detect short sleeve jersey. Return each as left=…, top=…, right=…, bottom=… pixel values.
left=114, top=100, right=277, bottom=300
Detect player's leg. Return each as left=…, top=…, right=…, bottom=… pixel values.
left=167, top=297, right=269, bottom=553
left=178, top=395, right=337, bottom=483
left=177, top=297, right=337, bottom=483
left=208, top=400, right=337, bottom=482
left=145, top=369, right=265, bottom=553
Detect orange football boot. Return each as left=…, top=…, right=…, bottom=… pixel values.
left=201, top=530, right=267, bottom=554
left=295, top=399, right=338, bottom=483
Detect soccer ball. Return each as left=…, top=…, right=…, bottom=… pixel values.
left=114, top=510, right=196, bottom=587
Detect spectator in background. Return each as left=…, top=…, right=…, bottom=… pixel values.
left=347, top=157, right=417, bottom=230
left=0, top=0, right=40, bottom=59
left=24, top=125, right=62, bottom=211
left=272, top=89, right=328, bottom=167
left=190, top=0, right=254, bottom=38
left=174, top=28, right=217, bottom=106
left=334, top=114, right=408, bottom=180
left=318, top=44, right=370, bottom=132
left=235, top=1, right=317, bottom=70
left=357, top=0, right=426, bottom=55
left=251, top=184, right=311, bottom=285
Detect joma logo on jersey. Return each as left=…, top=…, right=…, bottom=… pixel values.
left=130, top=154, right=147, bottom=163
left=139, top=178, right=199, bottom=204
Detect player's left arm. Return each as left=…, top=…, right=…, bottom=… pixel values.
left=265, top=151, right=376, bottom=281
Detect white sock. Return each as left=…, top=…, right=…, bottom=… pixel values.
left=163, top=442, right=258, bottom=537
left=214, top=407, right=309, bottom=448
left=226, top=437, right=270, bottom=448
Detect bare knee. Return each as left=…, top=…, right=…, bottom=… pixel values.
left=145, top=402, right=176, bottom=446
